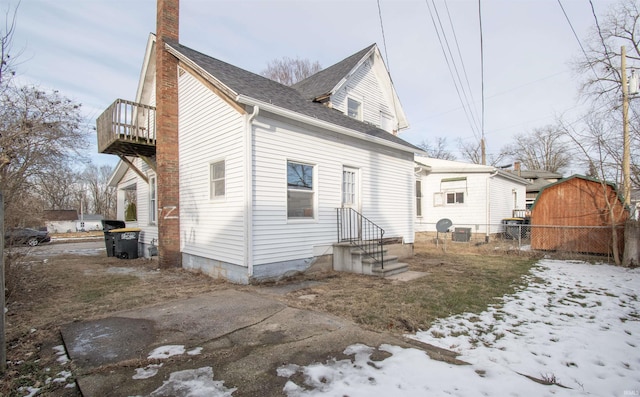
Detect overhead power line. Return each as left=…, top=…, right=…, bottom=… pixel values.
left=425, top=0, right=481, bottom=140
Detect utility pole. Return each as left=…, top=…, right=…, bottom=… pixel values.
left=621, top=46, right=631, bottom=207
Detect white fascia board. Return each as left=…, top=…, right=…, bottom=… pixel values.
left=237, top=95, right=417, bottom=154
left=330, top=46, right=377, bottom=95
left=165, top=43, right=239, bottom=100
left=108, top=159, right=129, bottom=187
left=135, top=34, right=156, bottom=104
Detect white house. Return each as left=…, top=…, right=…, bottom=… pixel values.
left=101, top=28, right=418, bottom=283
left=414, top=156, right=529, bottom=240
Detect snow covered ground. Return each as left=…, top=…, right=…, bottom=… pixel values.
left=278, top=259, right=640, bottom=396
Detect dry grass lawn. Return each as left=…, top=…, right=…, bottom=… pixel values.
left=1, top=240, right=538, bottom=396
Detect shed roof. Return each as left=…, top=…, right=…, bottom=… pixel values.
left=531, top=174, right=625, bottom=211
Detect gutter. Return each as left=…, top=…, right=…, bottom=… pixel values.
left=236, top=95, right=417, bottom=154
left=245, top=105, right=259, bottom=277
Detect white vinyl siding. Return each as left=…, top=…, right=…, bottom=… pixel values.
left=332, top=58, right=396, bottom=130
left=252, top=114, right=414, bottom=265
left=178, top=70, right=245, bottom=265
left=489, top=176, right=526, bottom=225
left=415, top=170, right=528, bottom=235
left=415, top=172, right=487, bottom=232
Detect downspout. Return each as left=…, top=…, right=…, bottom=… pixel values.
left=245, top=105, right=259, bottom=280
left=486, top=170, right=498, bottom=242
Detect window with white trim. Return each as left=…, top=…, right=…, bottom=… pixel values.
left=210, top=160, right=225, bottom=199
left=446, top=191, right=464, bottom=205
left=347, top=97, right=362, bottom=120
left=287, top=161, right=314, bottom=219
left=149, top=175, right=157, bottom=225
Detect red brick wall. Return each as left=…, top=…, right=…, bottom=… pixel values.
left=156, top=0, right=181, bottom=268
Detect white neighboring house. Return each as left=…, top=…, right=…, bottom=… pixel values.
left=101, top=35, right=418, bottom=283
left=414, top=156, right=529, bottom=239
left=76, top=214, right=104, bottom=232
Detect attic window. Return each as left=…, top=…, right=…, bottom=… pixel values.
left=347, top=97, right=362, bottom=120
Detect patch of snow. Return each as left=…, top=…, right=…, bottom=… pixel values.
left=17, top=386, right=40, bottom=397
left=148, top=366, right=237, bottom=397
left=53, top=345, right=70, bottom=364
left=187, top=347, right=203, bottom=356
left=52, top=370, right=72, bottom=383
left=148, top=345, right=186, bottom=360
left=412, top=259, right=640, bottom=395
left=133, top=363, right=163, bottom=380
left=278, top=259, right=640, bottom=397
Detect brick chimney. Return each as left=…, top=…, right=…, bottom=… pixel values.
left=514, top=161, right=521, bottom=177
left=156, top=0, right=181, bottom=268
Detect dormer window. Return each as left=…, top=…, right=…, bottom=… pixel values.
left=347, top=97, right=362, bottom=120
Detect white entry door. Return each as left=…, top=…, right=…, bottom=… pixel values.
left=341, top=167, right=360, bottom=240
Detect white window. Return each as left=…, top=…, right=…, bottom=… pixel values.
left=347, top=97, right=362, bottom=120
left=287, top=161, right=314, bottom=219
left=446, top=191, right=464, bottom=205
left=149, top=175, right=157, bottom=225
left=416, top=180, right=423, bottom=217
left=210, top=160, right=225, bottom=199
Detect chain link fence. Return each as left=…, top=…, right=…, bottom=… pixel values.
left=416, top=222, right=625, bottom=262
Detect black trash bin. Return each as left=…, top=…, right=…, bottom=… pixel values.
left=101, top=220, right=126, bottom=257
left=110, top=227, right=141, bottom=259
left=502, top=218, right=529, bottom=239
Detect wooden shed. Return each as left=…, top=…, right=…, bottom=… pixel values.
left=530, top=175, right=628, bottom=255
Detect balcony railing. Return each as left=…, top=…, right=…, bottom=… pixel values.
left=96, top=99, right=156, bottom=157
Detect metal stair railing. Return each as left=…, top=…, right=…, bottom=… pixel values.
left=336, top=207, right=385, bottom=268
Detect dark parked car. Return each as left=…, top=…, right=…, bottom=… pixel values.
left=4, top=228, right=51, bottom=247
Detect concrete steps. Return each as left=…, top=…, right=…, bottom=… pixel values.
left=333, top=242, right=408, bottom=277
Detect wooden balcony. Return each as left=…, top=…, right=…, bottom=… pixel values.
left=97, top=99, right=156, bottom=157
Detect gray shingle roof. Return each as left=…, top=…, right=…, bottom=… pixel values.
left=518, top=170, right=563, bottom=180
left=292, top=44, right=376, bottom=100
left=167, top=41, right=418, bottom=151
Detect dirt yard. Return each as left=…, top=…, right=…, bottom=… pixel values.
left=1, top=240, right=538, bottom=396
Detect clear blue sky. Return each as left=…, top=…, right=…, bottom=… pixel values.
left=8, top=0, right=612, bottom=169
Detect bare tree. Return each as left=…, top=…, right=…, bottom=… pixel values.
left=80, top=163, right=115, bottom=218
left=0, top=2, right=20, bottom=88
left=261, top=57, right=321, bottom=86
left=34, top=164, right=82, bottom=210
left=458, top=138, right=507, bottom=166
left=576, top=0, right=640, bottom=101
left=0, top=85, right=88, bottom=227
left=572, top=0, right=640, bottom=189
left=500, top=125, right=571, bottom=173
left=417, top=137, right=456, bottom=160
